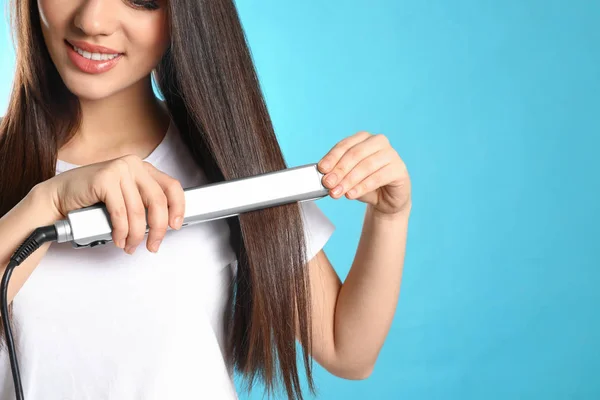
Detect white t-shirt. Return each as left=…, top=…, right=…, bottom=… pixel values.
left=0, top=118, right=335, bottom=399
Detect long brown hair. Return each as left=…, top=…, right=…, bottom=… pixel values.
left=0, top=0, right=316, bottom=398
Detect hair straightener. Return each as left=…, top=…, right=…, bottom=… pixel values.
left=54, top=163, right=329, bottom=249
left=1, top=163, right=329, bottom=400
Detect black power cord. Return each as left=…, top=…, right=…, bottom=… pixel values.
left=1, top=225, right=58, bottom=400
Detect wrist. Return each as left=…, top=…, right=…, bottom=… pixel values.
left=24, top=182, right=63, bottom=225
left=369, top=201, right=411, bottom=222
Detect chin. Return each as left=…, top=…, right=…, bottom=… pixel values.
left=61, top=76, right=124, bottom=101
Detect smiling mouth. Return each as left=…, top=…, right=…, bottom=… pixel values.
left=64, top=40, right=124, bottom=61
left=64, top=40, right=125, bottom=74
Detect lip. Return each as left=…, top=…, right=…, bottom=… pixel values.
left=65, top=40, right=124, bottom=74
left=66, top=39, right=122, bottom=55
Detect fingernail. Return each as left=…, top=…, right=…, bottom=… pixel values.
left=125, top=246, right=136, bottom=255
left=117, top=239, right=126, bottom=249
left=174, top=217, right=183, bottom=230
left=320, top=161, right=330, bottom=171
left=332, top=185, right=342, bottom=196
left=150, top=240, right=162, bottom=253
left=325, top=173, right=337, bottom=187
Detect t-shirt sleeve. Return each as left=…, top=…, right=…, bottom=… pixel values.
left=298, top=200, right=336, bottom=262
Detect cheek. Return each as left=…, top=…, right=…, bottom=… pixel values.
left=38, top=0, right=71, bottom=32
left=37, top=0, right=73, bottom=69
left=127, top=16, right=170, bottom=66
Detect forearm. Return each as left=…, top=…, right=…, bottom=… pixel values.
left=333, top=203, right=410, bottom=375
left=0, top=184, right=59, bottom=304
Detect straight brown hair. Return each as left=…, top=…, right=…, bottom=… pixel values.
left=0, top=0, right=316, bottom=398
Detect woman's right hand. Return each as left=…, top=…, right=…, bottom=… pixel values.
left=36, top=154, right=186, bottom=254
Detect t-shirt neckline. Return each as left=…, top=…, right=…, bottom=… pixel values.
left=56, top=118, right=174, bottom=173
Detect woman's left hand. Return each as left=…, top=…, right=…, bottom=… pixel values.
left=317, top=131, right=411, bottom=216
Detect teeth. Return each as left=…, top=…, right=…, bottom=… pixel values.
left=72, top=44, right=119, bottom=61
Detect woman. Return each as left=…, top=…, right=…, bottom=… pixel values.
left=0, top=0, right=411, bottom=399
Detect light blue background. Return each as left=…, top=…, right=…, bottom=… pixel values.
left=2, top=1, right=599, bottom=399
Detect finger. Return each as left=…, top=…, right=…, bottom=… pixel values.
left=317, top=131, right=372, bottom=174
left=119, top=168, right=148, bottom=254
left=143, top=162, right=186, bottom=231
left=322, top=134, right=389, bottom=195
left=331, top=149, right=394, bottom=199
left=345, top=162, right=397, bottom=201
left=101, top=177, right=129, bottom=249
left=135, top=171, right=169, bottom=254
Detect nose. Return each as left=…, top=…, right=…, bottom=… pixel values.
left=73, top=0, right=118, bottom=37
